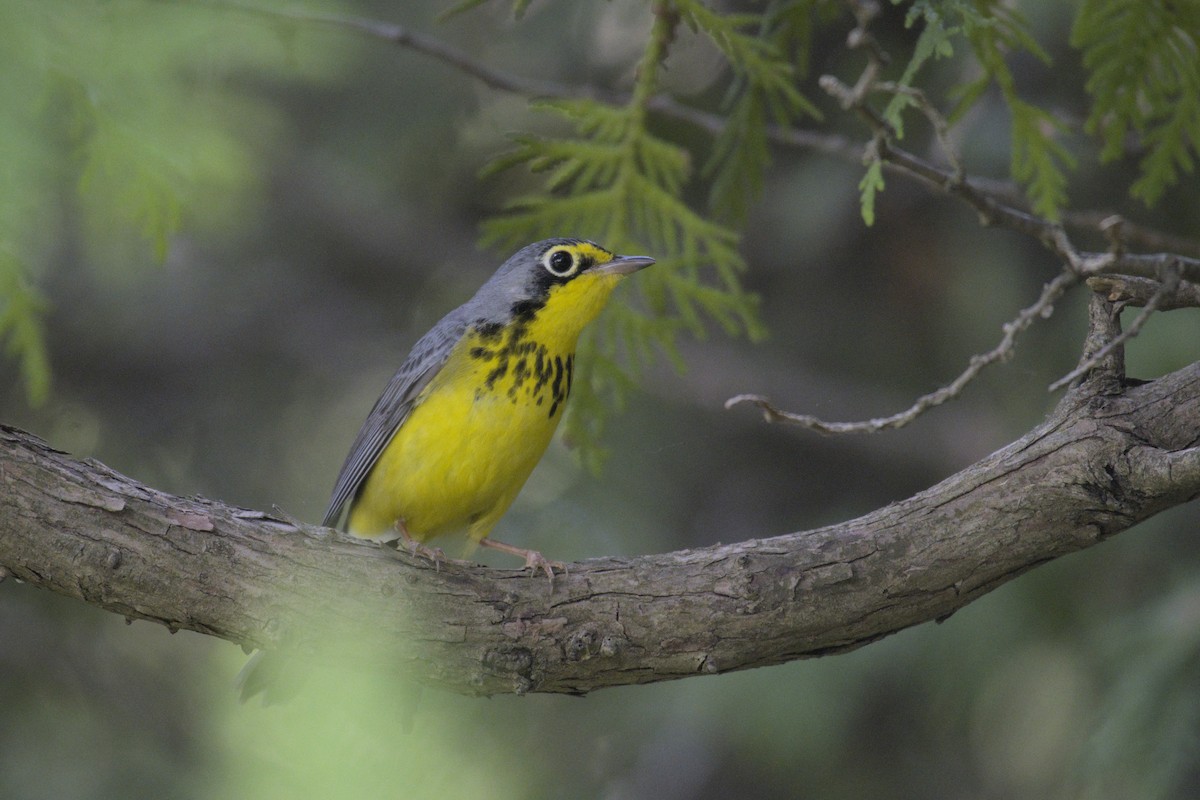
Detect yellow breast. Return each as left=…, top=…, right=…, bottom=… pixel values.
left=345, top=268, right=624, bottom=547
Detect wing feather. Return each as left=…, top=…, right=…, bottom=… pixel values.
left=321, top=310, right=471, bottom=528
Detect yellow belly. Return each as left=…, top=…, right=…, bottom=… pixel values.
left=345, top=342, right=569, bottom=547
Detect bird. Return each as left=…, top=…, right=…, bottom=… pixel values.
left=237, top=238, right=652, bottom=705
left=322, top=237, right=654, bottom=575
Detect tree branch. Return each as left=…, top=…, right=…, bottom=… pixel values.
left=1087, top=274, right=1200, bottom=310
left=4, top=361, right=1200, bottom=696
left=1049, top=264, right=1182, bottom=392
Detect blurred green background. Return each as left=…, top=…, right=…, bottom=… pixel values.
left=2, top=1, right=1199, bottom=798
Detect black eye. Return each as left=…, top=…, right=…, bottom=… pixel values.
left=544, top=249, right=577, bottom=277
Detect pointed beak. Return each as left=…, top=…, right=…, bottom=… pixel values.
left=596, top=254, right=656, bottom=276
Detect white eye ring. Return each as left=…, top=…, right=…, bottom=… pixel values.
left=543, top=248, right=579, bottom=277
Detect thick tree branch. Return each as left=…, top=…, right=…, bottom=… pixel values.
left=3, top=361, right=1200, bottom=696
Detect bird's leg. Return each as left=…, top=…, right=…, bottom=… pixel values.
left=393, top=519, right=444, bottom=571
left=478, top=537, right=567, bottom=587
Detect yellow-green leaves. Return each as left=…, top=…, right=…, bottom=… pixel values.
left=1008, top=99, right=1073, bottom=221
left=0, top=0, right=351, bottom=406
left=0, top=253, right=50, bottom=406
left=483, top=95, right=762, bottom=464
left=481, top=3, right=789, bottom=463
left=885, top=0, right=1198, bottom=217
left=695, top=0, right=824, bottom=222
left=1072, top=0, right=1200, bottom=206
left=858, top=158, right=886, bottom=227
left=875, top=0, right=1071, bottom=221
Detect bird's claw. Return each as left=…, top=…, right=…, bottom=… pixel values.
left=408, top=540, right=445, bottom=572
left=523, top=551, right=567, bottom=588
left=385, top=539, right=444, bottom=570
left=389, top=519, right=444, bottom=571
left=477, top=537, right=567, bottom=590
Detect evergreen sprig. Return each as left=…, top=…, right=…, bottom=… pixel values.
left=1072, top=0, right=1200, bottom=205
left=482, top=94, right=762, bottom=467
left=878, top=0, right=1072, bottom=220
left=0, top=252, right=50, bottom=406
left=694, top=0, right=827, bottom=222
left=481, top=4, right=775, bottom=464
left=1, top=0, right=342, bottom=407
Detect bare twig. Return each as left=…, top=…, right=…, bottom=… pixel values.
left=814, top=52, right=1200, bottom=287
left=188, top=0, right=866, bottom=159
left=725, top=269, right=1080, bottom=432
left=876, top=142, right=1200, bottom=283
left=1066, top=211, right=1200, bottom=260
left=1100, top=214, right=1127, bottom=257
left=189, top=0, right=617, bottom=102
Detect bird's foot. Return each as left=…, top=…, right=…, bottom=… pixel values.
left=478, top=537, right=567, bottom=588
left=523, top=550, right=568, bottom=586
left=390, top=520, right=444, bottom=571
left=407, top=540, right=445, bottom=571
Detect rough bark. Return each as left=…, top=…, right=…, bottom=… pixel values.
left=2, top=362, right=1199, bottom=696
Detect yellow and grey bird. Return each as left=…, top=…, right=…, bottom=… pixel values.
left=238, top=238, right=650, bottom=703
left=323, top=237, right=654, bottom=573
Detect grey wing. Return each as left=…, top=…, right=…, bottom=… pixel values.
left=321, top=311, right=471, bottom=528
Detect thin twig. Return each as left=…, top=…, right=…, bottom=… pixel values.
left=190, top=0, right=617, bottom=101
left=191, top=0, right=868, bottom=160
left=814, top=67, right=1200, bottom=286
left=1065, top=211, right=1200, bottom=260
left=728, top=4, right=1187, bottom=432
left=876, top=141, right=1200, bottom=283
left=725, top=270, right=1081, bottom=432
